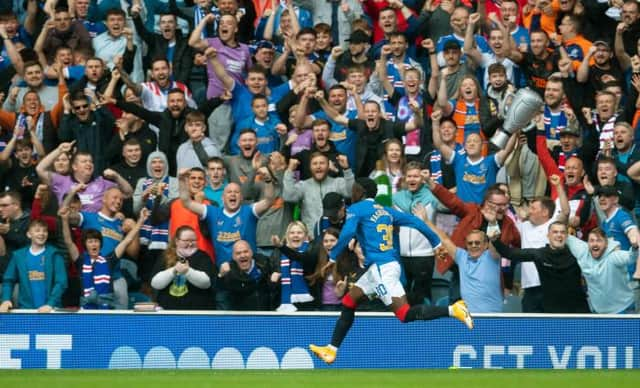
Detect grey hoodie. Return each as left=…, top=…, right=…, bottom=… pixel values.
left=282, top=168, right=354, bottom=232
left=133, top=151, right=179, bottom=213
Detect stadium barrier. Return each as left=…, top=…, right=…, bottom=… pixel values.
left=0, top=311, right=638, bottom=370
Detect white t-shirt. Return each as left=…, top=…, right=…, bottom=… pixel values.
left=479, top=53, right=517, bottom=90
left=517, top=212, right=561, bottom=288
left=140, top=81, right=197, bottom=113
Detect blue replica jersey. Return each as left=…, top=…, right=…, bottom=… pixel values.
left=451, top=153, right=500, bottom=204
left=27, top=248, right=47, bottom=308
left=436, top=34, right=490, bottom=66
left=313, top=110, right=358, bottom=168
left=329, top=199, right=441, bottom=266
left=511, top=26, right=530, bottom=47
left=231, top=81, right=290, bottom=124
left=67, top=65, right=85, bottom=84
left=80, top=212, right=123, bottom=256
left=231, top=113, right=282, bottom=155
left=602, top=207, right=637, bottom=250
left=204, top=204, right=258, bottom=267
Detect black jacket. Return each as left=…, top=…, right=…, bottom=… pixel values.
left=285, top=142, right=344, bottom=181
left=58, top=107, right=116, bottom=173
left=623, top=21, right=640, bottom=57
left=347, top=118, right=407, bottom=177
left=109, top=161, right=147, bottom=218
left=105, top=123, right=158, bottom=166
left=132, top=14, right=194, bottom=82
left=152, top=249, right=215, bottom=310
left=493, top=239, right=590, bottom=313
left=116, top=96, right=224, bottom=175
left=221, top=254, right=274, bottom=310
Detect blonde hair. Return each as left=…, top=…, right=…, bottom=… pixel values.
left=457, top=75, right=481, bottom=101
left=382, top=138, right=406, bottom=171
left=283, top=221, right=309, bottom=246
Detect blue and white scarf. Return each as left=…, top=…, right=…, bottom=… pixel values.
left=280, top=241, right=313, bottom=304
left=139, top=177, right=169, bottom=249
left=543, top=105, right=567, bottom=141
left=81, top=254, right=112, bottom=309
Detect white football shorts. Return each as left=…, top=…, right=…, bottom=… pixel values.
left=355, top=261, right=405, bottom=306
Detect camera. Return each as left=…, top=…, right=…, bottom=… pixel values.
left=178, top=257, right=188, bottom=264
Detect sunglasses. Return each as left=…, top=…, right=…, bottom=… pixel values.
left=466, top=240, right=483, bottom=246
left=73, top=104, right=89, bottom=110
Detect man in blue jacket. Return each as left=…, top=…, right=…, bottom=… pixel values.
left=0, top=219, right=67, bottom=312
left=309, top=178, right=473, bottom=365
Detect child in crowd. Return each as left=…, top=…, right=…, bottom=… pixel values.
left=59, top=208, right=148, bottom=309
left=232, top=94, right=287, bottom=155
left=0, top=220, right=67, bottom=312
left=176, top=111, right=222, bottom=171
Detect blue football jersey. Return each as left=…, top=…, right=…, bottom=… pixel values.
left=329, top=199, right=441, bottom=266
left=203, top=204, right=258, bottom=267
left=602, top=207, right=637, bottom=250
left=451, top=153, right=500, bottom=204
left=80, top=212, right=123, bottom=256
left=313, top=110, right=358, bottom=168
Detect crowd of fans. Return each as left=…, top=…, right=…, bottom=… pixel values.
left=0, top=0, right=639, bottom=314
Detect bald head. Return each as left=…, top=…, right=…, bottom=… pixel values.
left=233, top=240, right=251, bottom=253
left=105, top=186, right=123, bottom=197
left=102, top=187, right=123, bottom=215
left=224, top=182, right=241, bottom=194
left=223, top=183, right=243, bottom=212
left=564, top=156, right=584, bottom=186
left=232, top=240, right=253, bottom=271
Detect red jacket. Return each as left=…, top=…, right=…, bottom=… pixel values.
left=363, top=0, right=411, bottom=43
left=432, top=184, right=521, bottom=272
left=536, top=133, right=592, bottom=232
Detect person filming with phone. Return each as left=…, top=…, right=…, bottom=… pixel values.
left=150, top=225, right=215, bottom=310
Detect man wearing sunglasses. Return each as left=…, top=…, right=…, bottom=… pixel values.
left=59, top=89, right=115, bottom=173
left=429, top=226, right=503, bottom=313
left=424, top=171, right=521, bottom=301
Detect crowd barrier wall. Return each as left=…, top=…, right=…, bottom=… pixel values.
left=0, top=311, right=638, bottom=369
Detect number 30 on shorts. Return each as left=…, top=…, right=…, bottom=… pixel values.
left=375, top=284, right=388, bottom=297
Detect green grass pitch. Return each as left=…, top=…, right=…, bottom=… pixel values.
left=1, top=370, right=638, bottom=387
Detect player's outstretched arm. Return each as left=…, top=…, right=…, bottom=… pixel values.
left=328, top=211, right=358, bottom=263
left=491, top=239, right=538, bottom=263
left=421, top=214, right=458, bottom=258
left=388, top=207, right=441, bottom=249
